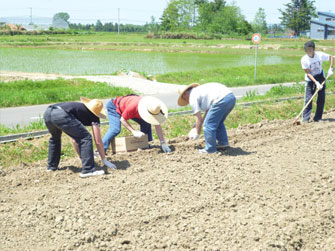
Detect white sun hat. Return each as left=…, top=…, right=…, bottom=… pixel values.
left=138, top=96, right=168, bottom=125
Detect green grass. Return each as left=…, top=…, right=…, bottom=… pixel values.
left=0, top=119, right=46, bottom=135
left=0, top=78, right=135, bottom=107
left=240, top=80, right=335, bottom=102
left=156, top=64, right=301, bottom=85
left=1, top=80, right=335, bottom=135
left=1, top=32, right=335, bottom=48
left=156, top=63, right=334, bottom=86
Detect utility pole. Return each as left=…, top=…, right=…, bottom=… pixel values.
left=118, top=8, right=120, bottom=35
left=29, top=7, right=33, bottom=25
left=193, top=4, right=195, bottom=27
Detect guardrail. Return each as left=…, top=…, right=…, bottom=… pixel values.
left=1, top=93, right=334, bottom=144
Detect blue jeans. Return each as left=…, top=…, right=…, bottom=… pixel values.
left=203, top=93, right=236, bottom=153
left=103, top=99, right=153, bottom=151
left=43, top=106, right=96, bottom=174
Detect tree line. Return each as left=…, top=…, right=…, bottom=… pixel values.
left=53, top=0, right=317, bottom=36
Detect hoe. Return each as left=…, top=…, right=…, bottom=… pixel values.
left=293, top=75, right=330, bottom=125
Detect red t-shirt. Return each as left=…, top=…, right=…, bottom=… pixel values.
left=113, top=96, right=142, bottom=120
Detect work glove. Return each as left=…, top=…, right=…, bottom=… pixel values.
left=102, top=158, right=116, bottom=169
left=161, top=141, right=171, bottom=153
left=132, top=130, right=145, bottom=138
left=315, top=81, right=323, bottom=90
left=188, top=128, right=200, bottom=140
left=327, top=67, right=334, bottom=78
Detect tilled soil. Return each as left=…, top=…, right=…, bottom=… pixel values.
left=1, top=112, right=335, bottom=251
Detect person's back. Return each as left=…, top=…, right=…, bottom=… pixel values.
left=189, top=82, right=232, bottom=113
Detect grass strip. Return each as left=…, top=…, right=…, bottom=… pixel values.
left=240, top=80, right=335, bottom=102
left=0, top=78, right=134, bottom=108
left=2, top=81, right=335, bottom=136
left=155, top=63, right=333, bottom=86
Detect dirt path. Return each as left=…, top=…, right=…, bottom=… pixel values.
left=1, top=112, right=335, bottom=250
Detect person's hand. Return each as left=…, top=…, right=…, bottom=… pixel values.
left=327, top=67, right=334, bottom=78
left=188, top=128, right=200, bottom=140
left=161, top=142, right=171, bottom=153
left=102, top=159, right=116, bottom=169
left=315, top=81, right=322, bottom=90
left=132, top=130, right=145, bottom=138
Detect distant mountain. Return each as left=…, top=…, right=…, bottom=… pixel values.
left=0, top=16, right=52, bottom=25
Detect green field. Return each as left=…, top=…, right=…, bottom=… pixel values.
left=0, top=32, right=334, bottom=88
left=1, top=32, right=334, bottom=48
left=1, top=32, right=333, bottom=79
left=0, top=47, right=299, bottom=75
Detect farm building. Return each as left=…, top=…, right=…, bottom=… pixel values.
left=310, top=11, right=335, bottom=40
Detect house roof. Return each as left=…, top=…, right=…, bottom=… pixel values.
left=318, top=11, right=335, bottom=18
left=311, top=19, right=335, bottom=29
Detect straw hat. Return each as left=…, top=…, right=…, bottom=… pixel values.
left=80, top=97, right=107, bottom=119
left=177, top=83, right=199, bottom=106
left=138, top=96, right=168, bottom=125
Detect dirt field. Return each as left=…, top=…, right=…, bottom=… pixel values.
left=1, top=112, right=335, bottom=251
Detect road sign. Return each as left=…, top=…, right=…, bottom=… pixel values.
left=252, top=33, right=261, bottom=44
left=252, top=33, right=261, bottom=80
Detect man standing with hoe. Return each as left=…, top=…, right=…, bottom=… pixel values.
left=301, top=41, right=333, bottom=123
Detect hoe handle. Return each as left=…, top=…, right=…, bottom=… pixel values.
left=293, top=77, right=328, bottom=123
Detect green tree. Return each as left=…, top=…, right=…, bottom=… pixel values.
left=279, top=0, right=316, bottom=35
left=95, top=20, right=103, bottom=31
left=148, top=16, right=159, bottom=33
left=160, top=0, right=196, bottom=32
left=268, top=24, right=284, bottom=36
left=252, top=8, right=267, bottom=34
left=160, top=0, right=179, bottom=31
left=197, top=1, right=250, bottom=35
left=52, top=12, right=70, bottom=24
left=197, top=0, right=226, bottom=32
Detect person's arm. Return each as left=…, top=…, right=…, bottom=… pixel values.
left=92, top=124, right=105, bottom=159
left=304, top=69, right=318, bottom=83
left=202, top=109, right=209, bottom=123
left=155, top=124, right=165, bottom=142
left=92, top=124, right=116, bottom=169
left=187, top=111, right=203, bottom=140
left=120, top=117, right=145, bottom=138
left=327, top=56, right=334, bottom=78
left=155, top=125, right=171, bottom=153
left=194, top=111, right=204, bottom=134
left=71, top=138, right=80, bottom=156
left=120, top=117, right=135, bottom=133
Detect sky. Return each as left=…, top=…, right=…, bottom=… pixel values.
left=0, top=0, right=333, bottom=25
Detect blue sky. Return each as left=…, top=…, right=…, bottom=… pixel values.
left=0, top=0, right=332, bottom=25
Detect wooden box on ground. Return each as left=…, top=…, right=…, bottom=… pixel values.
left=111, top=135, right=149, bottom=153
